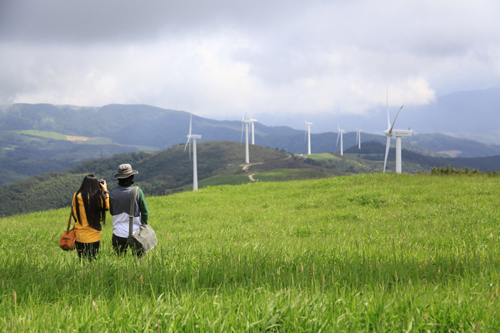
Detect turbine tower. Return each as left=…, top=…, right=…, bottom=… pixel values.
left=249, top=115, right=257, bottom=145
left=336, top=125, right=345, bottom=155
left=383, top=89, right=412, bottom=174
left=184, top=112, right=202, bottom=190
left=356, top=128, right=362, bottom=149
left=241, top=115, right=251, bottom=163
left=305, top=121, right=313, bottom=155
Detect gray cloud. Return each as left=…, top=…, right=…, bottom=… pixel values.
left=0, top=0, right=499, bottom=123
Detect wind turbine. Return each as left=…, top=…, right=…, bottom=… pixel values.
left=356, top=128, right=362, bottom=149
left=184, top=112, right=202, bottom=190
left=241, top=115, right=251, bottom=163
left=305, top=121, right=313, bottom=155
left=248, top=115, right=257, bottom=145
left=383, top=89, right=413, bottom=174
left=336, top=125, right=345, bottom=155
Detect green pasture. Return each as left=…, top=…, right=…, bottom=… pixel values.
left=129, top=145, right=161, bottom=152
left=199, top=174, right=251, bottom=188
left=304, top=153, right=340, bottom=161
left=1, top=173, right=500, bottom=331
left=81, top=137, right=113, bottom=145
left=254, top=168, right=325, bottom=182
left=0, top=131, right=44, bottom=145
left=17, top=130, right=68, bottom=141
left=343, top=153, right=365, bottom=158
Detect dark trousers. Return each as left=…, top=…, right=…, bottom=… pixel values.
left=112, top=234, right=143, bottom=257
left=75, top=241, right=100, bottom=260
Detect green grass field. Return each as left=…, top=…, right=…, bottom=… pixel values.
left=254, top=168, right=326, bottom=182
left=17, top=130, right=68, bottom=141
left=199, top=174, right=251, bottom=187
left=304, top=153, right=340, bottom=161
left=1, top=173, right=499, bottom=331
left=80, top=137, right=113, bottom=145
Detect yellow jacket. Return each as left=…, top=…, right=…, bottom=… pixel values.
left=72, top=192, right=110, bottom=243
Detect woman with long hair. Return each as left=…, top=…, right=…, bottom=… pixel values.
left=72, top=174, right=110, bottom=260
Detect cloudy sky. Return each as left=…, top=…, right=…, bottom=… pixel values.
left=1, top=0, right=499, bottom=130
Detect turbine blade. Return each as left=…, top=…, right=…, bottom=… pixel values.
left=389, top=105, right=404, bottom=133
left=184, top=137, right=190, bottom=152
left=383, top=136, right=391, bottom=173
left=336, top=131, right=340, bottom=146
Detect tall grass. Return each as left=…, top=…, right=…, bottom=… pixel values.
left=1, top=173, right=499, bottom=331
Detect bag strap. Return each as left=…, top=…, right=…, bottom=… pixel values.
left=129, top=186, right=139, bottom=237
left=67, top=193, right=77, bottom=233
left=66, top=210, right=73, bottom=234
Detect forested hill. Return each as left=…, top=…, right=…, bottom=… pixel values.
left=4, top=139, right=500, bottom=217
left=1, top=141, right=333, bottom=217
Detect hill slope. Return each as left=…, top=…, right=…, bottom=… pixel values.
left=1, top=173, right=499, bottom=330
left=5, top=139, right=500, bottom=217
left=1, top=141, right=348, bottom=216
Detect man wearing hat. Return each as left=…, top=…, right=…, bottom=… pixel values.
left=109, top=164, right=149, bottom=255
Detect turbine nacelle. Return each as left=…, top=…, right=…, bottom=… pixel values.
left=241, top=114, right=252, bottom=124
left=383, top=129, right=412, bottom=137
left=383, top=100, right=413, bottom=173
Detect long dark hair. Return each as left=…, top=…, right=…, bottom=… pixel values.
left=75, top=174, right=106, bottom=227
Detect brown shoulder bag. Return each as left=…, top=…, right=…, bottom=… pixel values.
left=59, top=211, right=76, bottom=251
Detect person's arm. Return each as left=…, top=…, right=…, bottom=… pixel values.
left=137, top=188, right=149, bottom=224
left=100, top=180, right=110, bottom=211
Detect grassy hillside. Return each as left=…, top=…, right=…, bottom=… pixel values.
left=0, top=142, right=346, bottom=216
left=1, top=173, right=499, bottom=331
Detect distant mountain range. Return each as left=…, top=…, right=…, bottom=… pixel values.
left=1, top=100, right=500, bottom=187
